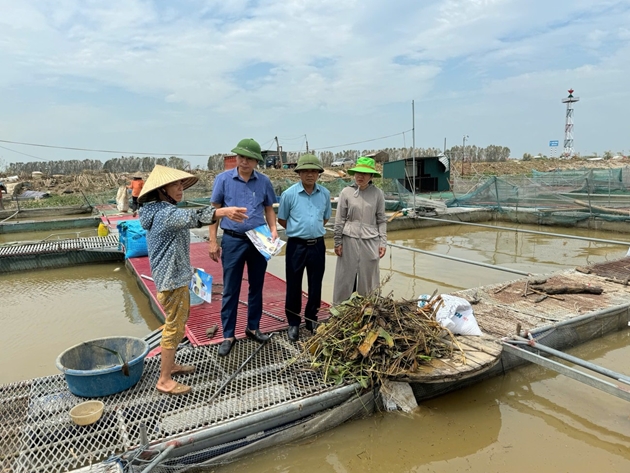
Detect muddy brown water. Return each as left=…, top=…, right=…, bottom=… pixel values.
left=1, top=222, right=629, bottom=472
left=214, top=330, right=630, bottom=473
left=0, top=263, right=159, bottom=383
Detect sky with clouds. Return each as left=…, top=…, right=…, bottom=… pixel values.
left=0, top=0, right=629, bottom=168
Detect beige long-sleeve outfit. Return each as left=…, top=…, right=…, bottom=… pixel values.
left=333, top=183, right=387, bottom=304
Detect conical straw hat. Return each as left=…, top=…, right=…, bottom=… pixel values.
left=138, top=165, right=198, bottom=203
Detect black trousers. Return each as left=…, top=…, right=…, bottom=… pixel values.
left=285, top=237, right=325, bottom=327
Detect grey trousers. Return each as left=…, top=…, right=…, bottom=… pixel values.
left=332, top=235, right=380, bottom=305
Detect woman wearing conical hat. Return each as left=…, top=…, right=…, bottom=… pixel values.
left=138, top=165, right=248, bottom=395
left=332, top=157, right=387, bottom=305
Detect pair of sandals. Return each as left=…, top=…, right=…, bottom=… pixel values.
left=156, top=365, right=196, bottom=395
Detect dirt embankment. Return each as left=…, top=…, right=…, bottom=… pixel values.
left=6, top=167, right=348, bottom=197
left=7, top=157, right=628, bottom=197
left=466, top=157, right=628, bottom=176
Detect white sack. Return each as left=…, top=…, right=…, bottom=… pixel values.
left=419, top=293, right=482, bottom=336
left=380, top=380, right=418, bottom=413
left=116, top=185, right=129, bottom=212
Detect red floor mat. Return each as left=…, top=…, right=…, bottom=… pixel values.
left=129, top=242, right=330, bottom=347
left=99, top=212, right=139, bottom=226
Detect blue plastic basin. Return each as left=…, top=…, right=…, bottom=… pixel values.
left=56, top=336, right=149, bottom=398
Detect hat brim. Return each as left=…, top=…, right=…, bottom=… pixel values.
left=294, top=165, right=324, bottom=173
left=138, top=165, right=199, bottom=204
left=347, top=166, right=381, bottom=178
left=231, top=147, right=263, bottom=162
left=138, top=176, right=197, bottom=204
left=178, top=176, right=198, bottom=191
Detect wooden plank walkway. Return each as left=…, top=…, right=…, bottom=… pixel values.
left=397, top=335, right=503, bottom=383
left=396, top=259, right=630, bottom=388
left=460, top=268, right=630, bottom=339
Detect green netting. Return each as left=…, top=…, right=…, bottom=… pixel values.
left=270, top=178, right=301, bottom=197
left=318, top=178, right=353, bottom=197
left=378, top=179, right=410, bottom=211
left=531, top=168, right=625, bottom=194
left=273, top=178, right=413, bottom=211
left=447, top=173, right=630, bottom=223
left=272, top=177, right=444, bottom=212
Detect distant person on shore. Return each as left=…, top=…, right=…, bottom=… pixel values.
left=0, top=182, right=6, bottom=210
left=277, top=154, right=331, bottom=342
left=139, top=165, right=247, bottom=395
left=208, top=138, right=278, bottom=357
left=116, top=184, right=130, bottom=212
left=128, top=175, right=145, bottom=213
left=332, top=157, right=387, bottom=304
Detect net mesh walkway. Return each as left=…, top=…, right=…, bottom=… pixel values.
left=0, top=235, right=119, bottom=257
left=0, top=334, right=340, bottom=473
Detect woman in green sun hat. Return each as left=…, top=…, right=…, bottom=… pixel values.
left=332, top=156, right=387, bottom=304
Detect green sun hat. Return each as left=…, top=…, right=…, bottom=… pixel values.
left=294, top=154, right=324, bottom=173
left=347, top=156, right=381, bottom=177
left=231, top=138, right=263, bottom=162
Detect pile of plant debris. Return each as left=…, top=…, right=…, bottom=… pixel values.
left=299, top=291, right=464, bottom=388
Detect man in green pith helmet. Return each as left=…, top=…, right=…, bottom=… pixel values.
left=278, top=154, right=331, bottom=342
left=209, top=138, right=278, bottom=356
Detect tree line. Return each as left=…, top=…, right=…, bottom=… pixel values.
left=3, top=144, right=511, bottom=176
left=206, top=144, right=511, bottom=169
left=4, top=156, right=191, bottom=176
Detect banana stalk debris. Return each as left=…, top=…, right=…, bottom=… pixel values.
left=298, top=291, right=463, bottom=388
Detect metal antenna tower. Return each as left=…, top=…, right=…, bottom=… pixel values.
left=561, top=88, right=579, bottom=157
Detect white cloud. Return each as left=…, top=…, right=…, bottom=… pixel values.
left=0, top=0, right=629, bottom=164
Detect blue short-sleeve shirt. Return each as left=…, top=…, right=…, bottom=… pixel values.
left=211, top=168, right=276, bottom=232
left=278, top=182, right=331, bottom=239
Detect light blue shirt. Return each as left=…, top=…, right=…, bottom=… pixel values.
left=211, top=168, right=276, bottom=232
left=278, top=182, right=331, bottom=239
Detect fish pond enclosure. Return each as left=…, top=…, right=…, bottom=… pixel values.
left=3, top=195, right=630, bottom=472
left=449, top=168, right=630, bottom=224
left=3, top=255, right=630, bottom=472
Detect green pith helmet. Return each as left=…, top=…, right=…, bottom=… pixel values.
left=294, top=154, right=324, bottom=173
left=231, top=138, right=263, bottom=162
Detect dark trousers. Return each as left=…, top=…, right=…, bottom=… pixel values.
left=220, top=233, right=268, bottom=338
left=131, top=196, right=139, bottom=211
left=285, top=238, right=325, bottom=327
